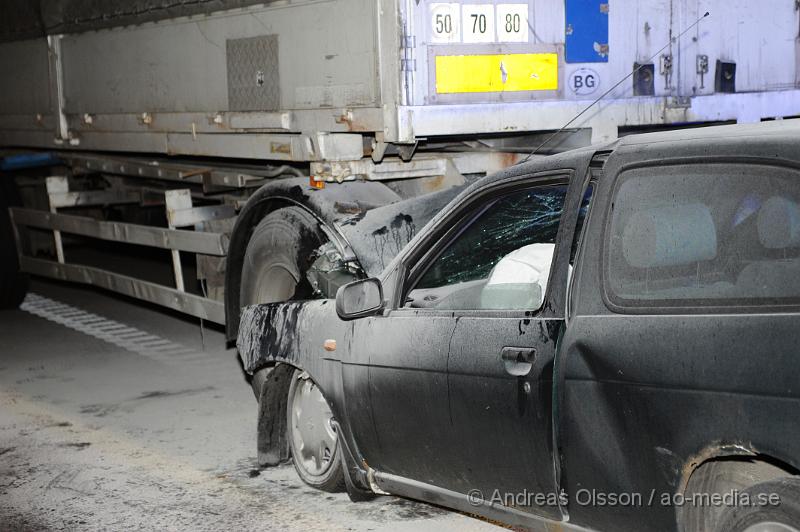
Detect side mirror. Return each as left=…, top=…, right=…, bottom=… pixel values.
left=335, top=278, right=384, bottom=320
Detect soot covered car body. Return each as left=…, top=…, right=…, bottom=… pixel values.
left=237, top=120, right=800, bottom=532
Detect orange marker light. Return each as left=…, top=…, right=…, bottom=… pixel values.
left=310, top=176, right=325, bottom=189
left=323, top=339, right=337, bottom=352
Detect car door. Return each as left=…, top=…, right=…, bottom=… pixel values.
left=350, top=158, right=592, bottom=520
left=560, top=151, right=800, bottom=531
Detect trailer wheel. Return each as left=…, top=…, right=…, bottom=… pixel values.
left=240, top=206, right=325, bottom=310
left=0, top=178, right=29, bottom=309
left=240, top=206, right=344, bottom=490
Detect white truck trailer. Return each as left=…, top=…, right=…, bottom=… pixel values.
left=1, top=0, right=799, bottom=341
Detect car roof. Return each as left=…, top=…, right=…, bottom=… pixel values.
left=617, top=118, right=800, bottom=147
left=431, top=119, right=800, bottom=248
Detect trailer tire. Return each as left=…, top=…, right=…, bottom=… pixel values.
left=0, top=178, right=29, bottom=309
left=239, top=206, right=325, bottom=311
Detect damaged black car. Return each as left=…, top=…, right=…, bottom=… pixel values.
left=237, top=120, right=800, bottom=532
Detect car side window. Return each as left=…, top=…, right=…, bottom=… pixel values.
left=404, top=184, right=568, bottom=311
left=605, top=163, right=800, bottom=308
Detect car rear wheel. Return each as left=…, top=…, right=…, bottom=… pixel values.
left=716, top=477, right=800, bottom=532
left=682, top=460, right=796, bottom=532
left=287, top=369, right=344, bottom=492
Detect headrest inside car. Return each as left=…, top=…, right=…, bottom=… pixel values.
left=622, top=203, right=717, bottom=268
left=757, top=196, right=800, bottom=249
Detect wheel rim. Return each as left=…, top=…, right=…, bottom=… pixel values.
left=289, top=372, right=338, bottom=477
left=743, top=523, right=800, bottom=532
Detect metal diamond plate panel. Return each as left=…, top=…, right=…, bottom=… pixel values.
left=227, top=34, right=280, bottom=112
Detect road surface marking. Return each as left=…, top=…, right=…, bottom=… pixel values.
left=20, top=293, right=210, bottom=366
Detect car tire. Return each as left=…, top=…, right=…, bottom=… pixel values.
left=253, top=364, right=292, bottom=467
left=286, top=368, right=345, bottom=492
left=682, top=460, right=793, bottom=532
left=715, top=477, right=800, bottom=532
left=0, top=177, right=29, bottom=309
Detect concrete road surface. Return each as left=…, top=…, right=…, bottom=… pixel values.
left=0, top=280, right=500, bottom=532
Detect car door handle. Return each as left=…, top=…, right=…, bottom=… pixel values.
left=501, top=347, right=536, bottom=376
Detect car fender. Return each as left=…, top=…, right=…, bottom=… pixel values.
left=224, top=178, right=468, bottom=341
left=238, top=299, right=372, bottom=484
left=224, top=178, right=400, bottom=341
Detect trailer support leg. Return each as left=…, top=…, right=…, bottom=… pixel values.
left=45, top=176, right=68, bottom=264
left=165, top=189, right=193, bottom=293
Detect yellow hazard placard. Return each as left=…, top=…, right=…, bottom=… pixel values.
left=435, top=53, right=559, bottom=94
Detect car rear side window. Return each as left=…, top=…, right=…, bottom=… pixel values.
left=405, top=184, right=568, bottom=311
left=606, top=163, right=800, bottom=308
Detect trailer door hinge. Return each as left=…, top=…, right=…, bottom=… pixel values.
left=401, top=34, right=416, bottom=72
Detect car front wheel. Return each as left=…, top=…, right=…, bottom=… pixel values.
left=287, top=369, right=345, bottom=492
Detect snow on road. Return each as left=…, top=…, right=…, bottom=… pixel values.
left=0, top=281, right=498, bottom=532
